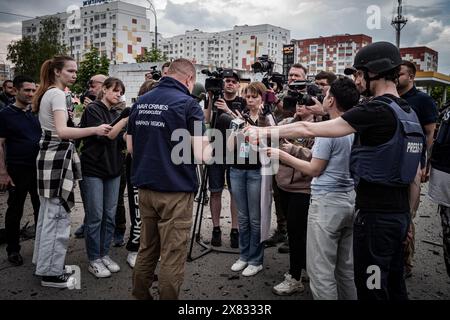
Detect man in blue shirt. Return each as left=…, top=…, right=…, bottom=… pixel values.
left=127, top=58, right=212, bottom=300
left=0, top=75, right=40, bottom=266
left=398, top=60, right=439, bottom=278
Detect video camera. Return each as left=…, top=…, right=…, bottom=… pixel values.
left=282, top=81, right=324, bottom=113
left=148, top=65, right=162, bottom=81
left=202, top=68, right=235, bottom=112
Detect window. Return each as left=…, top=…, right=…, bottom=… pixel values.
left=101, top=33, right=107, bottom=38
left=137, top=37, right=141, bottom=42
left=95, top=34, right=99, bottom=39
left=132, top=18, right=137, bottom=24
left=128, top=45, right=132, bottom=54
left=101, top=23, right=106, bottom=29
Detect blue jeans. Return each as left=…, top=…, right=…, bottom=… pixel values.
left=230, top=168, right=263, bottom=266
left=80, top=176, right=121, bottom=261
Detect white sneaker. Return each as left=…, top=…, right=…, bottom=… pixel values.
left=89, top=259, right=111, bottom=278
left=127, top=252, right=138, bottom=268
left=242, top=264, right=263, bottom=277
left=231, top=259, right=248, bottom=272
left=272, top=273, right=304, bottom=295
left=101, top=255, right=120, bottom=273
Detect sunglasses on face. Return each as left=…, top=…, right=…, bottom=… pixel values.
left=225, top=79, right=238, bottom=84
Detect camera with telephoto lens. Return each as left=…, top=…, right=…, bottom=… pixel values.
left=282, top=81, right=324, bottom=113
left=149, top=65, right=162, bottom=80
left=251, top=55, right=277, bottom=90
left=202, top=68, right=234, bottom=112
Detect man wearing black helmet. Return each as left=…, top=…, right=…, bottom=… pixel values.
left=246, top=41, right=425, bottom=300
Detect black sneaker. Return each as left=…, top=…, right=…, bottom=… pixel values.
left=278, top=241, right=290, bottom=254
left=74, top=224, right=85, bottom=239
left=7, top=252, right=23, bottom=266
left=230, top=229, right=239, bottom=249
left=211, top=227, right=222, bottom=247
left=41, top=272, right=76, bottom=289
left=264, top=230, right=287, bottom=247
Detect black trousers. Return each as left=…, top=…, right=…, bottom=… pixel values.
left=125, top=154, right=141, bottom=252
left=5, top=165, right=40, bottom=254
left=353, top=210, right=410, bottom=300
left=278, top=189, right=310, bottom=280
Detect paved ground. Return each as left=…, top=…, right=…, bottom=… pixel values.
left=0, top=183, right=449, bottom=300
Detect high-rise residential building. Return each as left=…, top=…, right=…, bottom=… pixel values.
left=22, top=0, right=151, bottom=64
left=0, top=64, right=12, bottom=82
left=400, top=46, right=438, bottom=72
left=161, top=24, right=290, bottom=72
left=293, top=34, right=372, bottom=75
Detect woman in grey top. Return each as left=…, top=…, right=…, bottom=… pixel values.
left=32, top=55, right=111, bottom=289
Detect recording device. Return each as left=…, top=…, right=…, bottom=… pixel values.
left=149, top=65, right=162, bottom=81
left=202, top=68, right=234, bottom=112
left=282, top=81, right=324, bottom=113
left=80, top=89, right=97, bottom=105
left=251, top=55, right=274, bottom=74
left=110, top=107, right=131, bottom=126
left=230, top=118, right=245, bottom=132
left=251, top=55, right=282, bottom=91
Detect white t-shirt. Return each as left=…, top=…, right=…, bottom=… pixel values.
left=38, top=88, right=68, bottom=132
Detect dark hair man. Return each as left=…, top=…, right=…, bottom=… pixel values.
left=161, top=61, right=171, bottom=77
left=397, top=60, right=439, bottom=278
left=267, top=77, right=360, bottom=298
left=127, top=58, right=212, bottom=300
left=203, top=70, right=244, bottom=248
left=0, top=80, right=16, bottom=110
left=315, top=71, right=337, bottom=96
left=0, top=75, right=40, bottom=266
left=247, top=42, right=425, bottom=300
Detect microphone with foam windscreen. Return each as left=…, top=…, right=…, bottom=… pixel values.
left=110, top=107, right=131, bottom=126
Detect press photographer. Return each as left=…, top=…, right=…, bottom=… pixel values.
left=202, top=68, right=245, bottom=248
left=80, top=74, right=107, bottom=108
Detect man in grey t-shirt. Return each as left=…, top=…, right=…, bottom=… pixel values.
left=265, top=78, right=360, bottom=299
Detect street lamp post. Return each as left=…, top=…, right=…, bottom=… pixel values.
left=146, top=0, right=158, bottom=52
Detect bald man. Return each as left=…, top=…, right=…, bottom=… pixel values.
left=83, top=74, right=107, bottom=108
left=127, top=58, right=212, bottom=300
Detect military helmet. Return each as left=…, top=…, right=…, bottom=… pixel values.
left=353, top=41, right=402, bottom=74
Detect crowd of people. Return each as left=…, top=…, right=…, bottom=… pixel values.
left=0, top=40, right=449, bottom=301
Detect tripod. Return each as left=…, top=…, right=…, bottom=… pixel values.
left=187, top=107, right=239, bottom=262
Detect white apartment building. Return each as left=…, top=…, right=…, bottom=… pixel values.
left=22, top=0, right=150, bottom=64
left=161, top=24, right=290, bottom=72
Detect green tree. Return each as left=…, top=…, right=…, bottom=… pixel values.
left=71, top=47, right=110, bottom=93
left=135, top=47, right=167, bottom=63
left=430, top=85, right=450, bottom=109
left=7, top=17, right=66, bottom=82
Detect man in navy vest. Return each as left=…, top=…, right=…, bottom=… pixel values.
left=127, top=58, right=212, bottom=300
left=246, top=41, right=425, bottom=300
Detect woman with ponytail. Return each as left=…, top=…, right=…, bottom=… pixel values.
left=32, top=55, right=112, bottom=289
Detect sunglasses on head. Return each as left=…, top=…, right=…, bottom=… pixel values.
left=87, top=79, right=104, bottom=87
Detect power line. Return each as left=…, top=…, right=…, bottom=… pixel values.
left=0, top=11, right=34, bottom=19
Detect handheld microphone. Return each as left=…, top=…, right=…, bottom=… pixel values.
left=110, top=108, right=131, bottom=126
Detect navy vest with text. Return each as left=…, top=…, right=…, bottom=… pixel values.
left=350, top=98, right=425, bottom=186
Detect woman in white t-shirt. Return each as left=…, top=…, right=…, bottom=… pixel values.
left=32, top=55, right=112, bottom=289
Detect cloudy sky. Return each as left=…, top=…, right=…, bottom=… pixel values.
left=1, top=0, right=449, bottom=73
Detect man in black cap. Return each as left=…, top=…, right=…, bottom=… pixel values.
left=203, top=70, right=245, bottom=248
left=247, top=41, right=425, bottom=300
